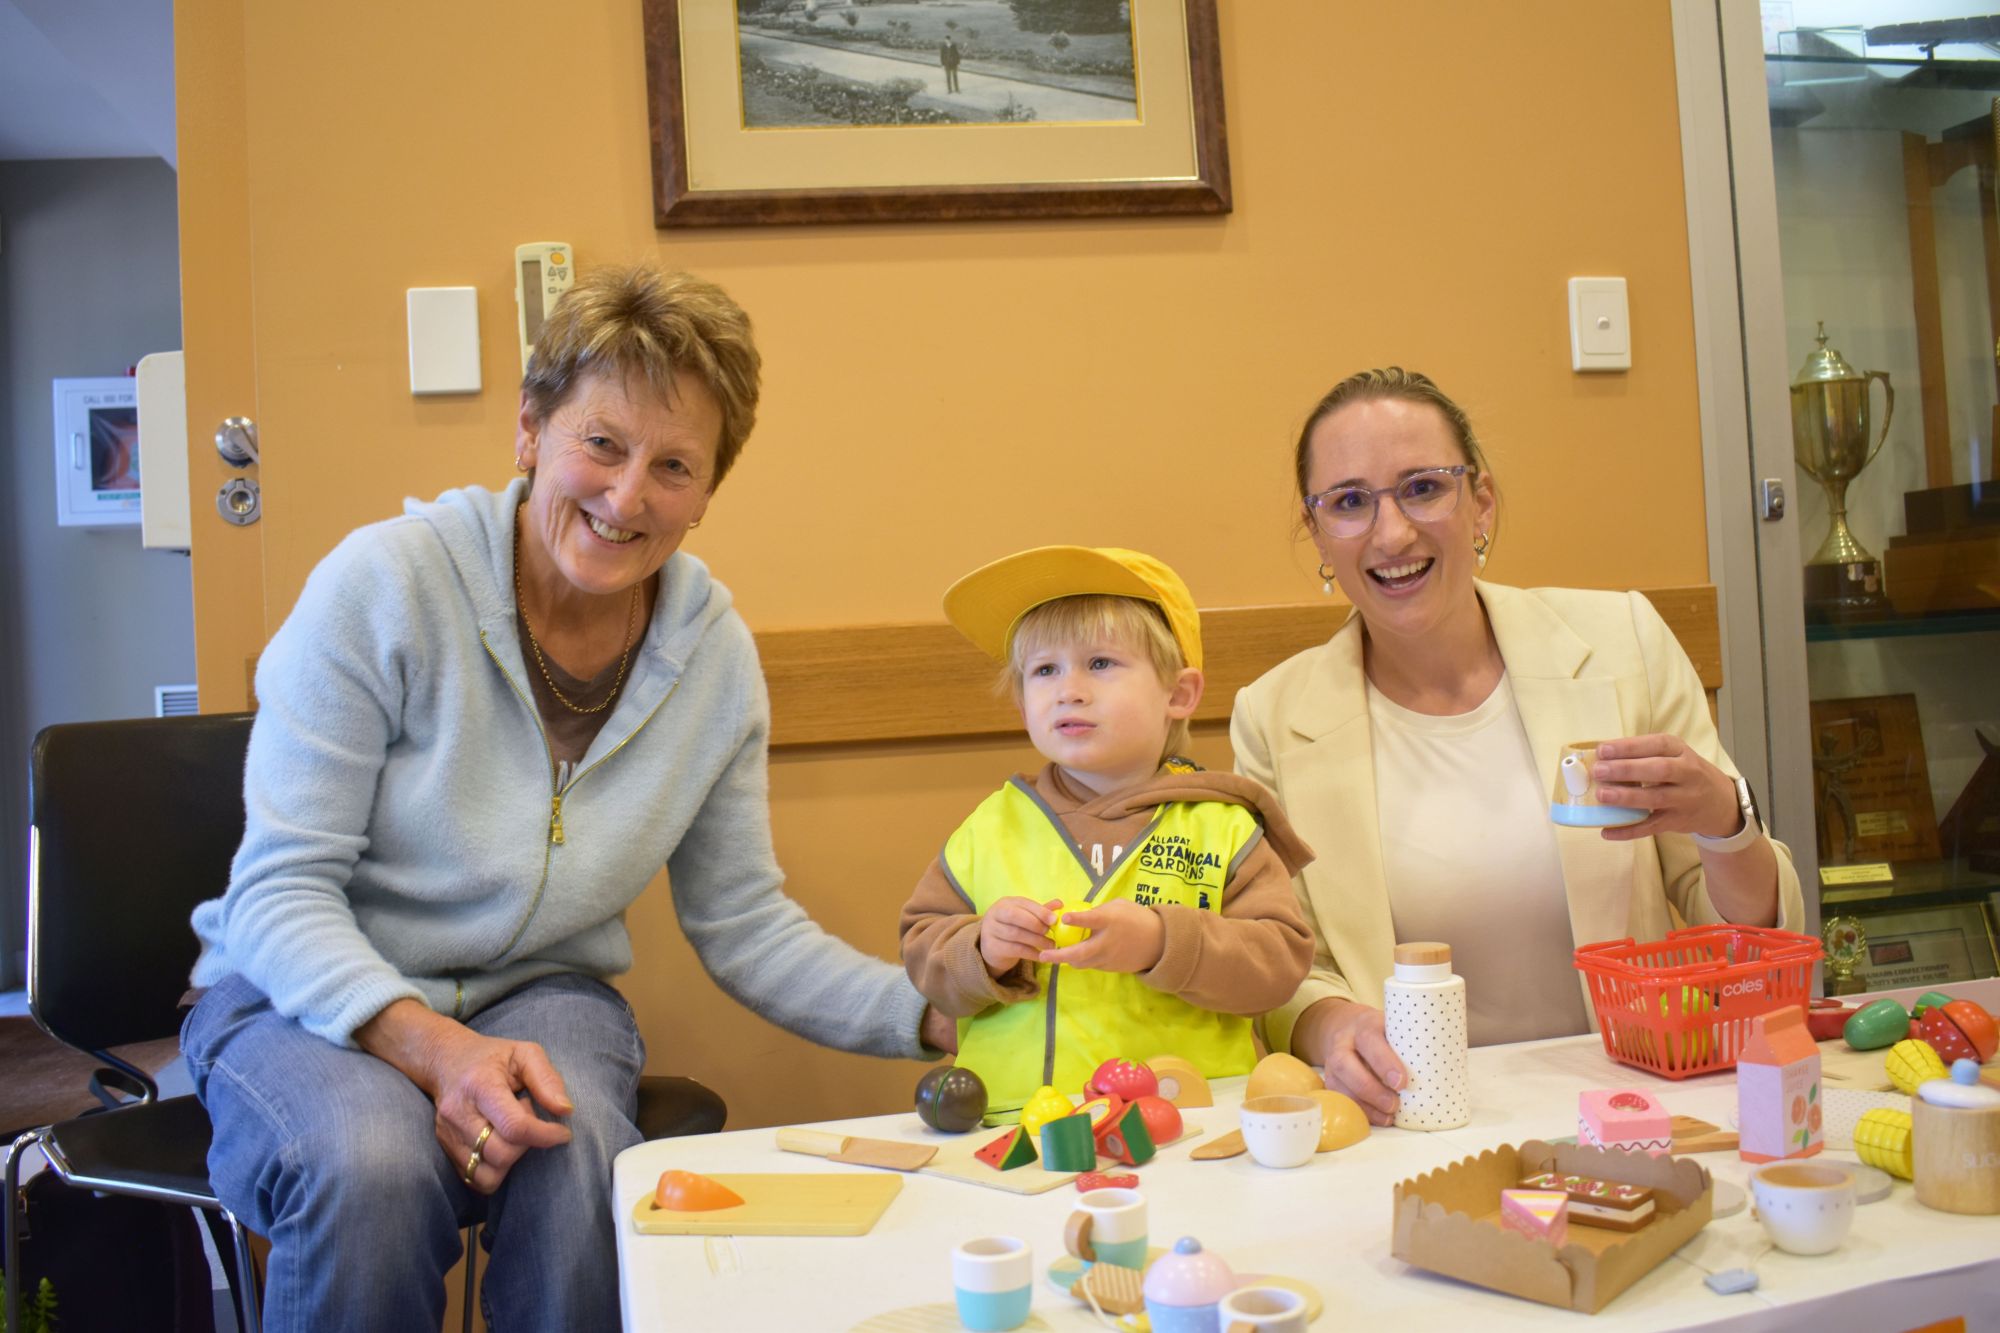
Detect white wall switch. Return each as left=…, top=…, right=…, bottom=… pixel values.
left=1568, top=277, right=1631, bottom=372
left=408, top=287, right=482, bottom=394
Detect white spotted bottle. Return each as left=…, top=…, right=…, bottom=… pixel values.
left=1384, top=941, right=1469, bottom=1131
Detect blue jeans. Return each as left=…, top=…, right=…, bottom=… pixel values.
left=184, top=971, right=644, bottom=1333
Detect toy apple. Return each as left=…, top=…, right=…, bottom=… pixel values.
left=914, top=1065, right=988, bottom=1133
left=1087, top=1057, right=1159, bottom=1102
left=1077, top=1095, right=1127, bottom=1138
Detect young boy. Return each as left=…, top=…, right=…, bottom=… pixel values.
left=900, top=546, right=1315, bottom=1120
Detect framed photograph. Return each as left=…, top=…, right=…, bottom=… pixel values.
left=52, top=376, right=142, bottom=528
left=1809, top=694, right=1944, bottom=866
left=641, top=0, right=1230, bottom=226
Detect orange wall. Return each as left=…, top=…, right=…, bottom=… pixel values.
left=180, top=1, right=1706, bottom=1129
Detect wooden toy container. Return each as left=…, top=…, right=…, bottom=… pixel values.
left=1912, top=1097, right=2000, bottom=1215
left=1391, top=1141, right=1713, bottom=1314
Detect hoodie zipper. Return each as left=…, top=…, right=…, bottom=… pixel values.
left=479, top=629, right=683, bottom=965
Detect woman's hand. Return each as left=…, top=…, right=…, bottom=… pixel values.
left=426, top=1024, right=576, bottom=1195
left=1038, top=899, right=1165, bottom=974
left=1294, top=996, right=1406, bottom=1127
left=356, top=998, right=574, bottom=1196
left=1592, top=734, right=1744, bottom=843
left=979, top=896, right=1056, bottom=975
left=920, top=1005, right=959, bottom=1054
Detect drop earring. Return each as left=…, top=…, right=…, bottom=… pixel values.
left=1317, top=562, right=1338, bottom=596
left=1473, top=532, right=1490, bottom=570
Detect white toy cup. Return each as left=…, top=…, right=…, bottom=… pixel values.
left=1549, top=740, right=1646, bottom=827
left=952, top=1235, right=1033, bottom=1331
left=1217, top=1284, right=1308, bottom=1331
left=1750, top=1162, right=1855, bottom=1256
left=1239, top=1095, right=1322, bottom=1169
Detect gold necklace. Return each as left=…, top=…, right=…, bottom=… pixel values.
left=514, top=523, right=642, bottom=715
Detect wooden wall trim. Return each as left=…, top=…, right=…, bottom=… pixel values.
left=759, top=586, right=1721, bottom=748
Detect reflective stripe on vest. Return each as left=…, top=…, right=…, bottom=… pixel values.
left=943, top=778, right=1259, bottom=1116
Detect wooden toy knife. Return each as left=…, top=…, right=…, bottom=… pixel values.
left=775, top=1128, right=938, bottom=1172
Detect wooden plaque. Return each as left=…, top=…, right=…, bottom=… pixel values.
left=1808, top=694, right=1943, bottom=865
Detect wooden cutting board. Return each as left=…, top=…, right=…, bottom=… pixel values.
left=629, top=1173, right=902, bottom=1236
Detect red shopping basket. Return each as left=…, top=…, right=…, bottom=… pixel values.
left=1573, top=926, right=1823, bottom=1079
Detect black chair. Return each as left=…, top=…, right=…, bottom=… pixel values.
left=5, top=714, right=729, bottom=1333
left=5, top=713, right=262, bottom=1333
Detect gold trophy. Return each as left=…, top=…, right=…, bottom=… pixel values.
left=1791, top=322, right=1893, bottom=619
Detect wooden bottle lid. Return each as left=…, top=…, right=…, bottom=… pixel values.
left=1395, top=942, right=1452, bottom=966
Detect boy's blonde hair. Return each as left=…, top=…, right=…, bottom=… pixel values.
left=1003, top=594, right=1192, bottom=762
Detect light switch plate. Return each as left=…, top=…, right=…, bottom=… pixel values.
left=408, top=287, right=482, bottom=395
left=1568, top=277, right=1630, bottom=372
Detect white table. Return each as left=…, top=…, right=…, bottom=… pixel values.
left=614, top=983, right=2000, bottom=1332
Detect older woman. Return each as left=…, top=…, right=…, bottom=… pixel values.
left=1232, top=368, right=1804, bottom=1126
left=184, top=266, right=948, bottom=1331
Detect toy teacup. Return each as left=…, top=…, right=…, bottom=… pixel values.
left=1063, top=1187, right=1148, bottom=1270
left=952, top=1236, right=1033, bottom=1331
left=1750, top=1162, right=1855, bottom=1255
left=1550, top=741, right=1647, bottom=828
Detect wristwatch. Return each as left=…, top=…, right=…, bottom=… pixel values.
left=1691, top=775, right=1762, bottom=854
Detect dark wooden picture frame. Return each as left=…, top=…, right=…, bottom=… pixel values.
left=640, top=0, right=1230, bottom=227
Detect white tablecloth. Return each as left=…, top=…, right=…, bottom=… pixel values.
left=613, top=983, right=2000, bottom=1331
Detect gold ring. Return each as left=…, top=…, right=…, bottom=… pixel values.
left=463, top=1123, right=494, bottom=1185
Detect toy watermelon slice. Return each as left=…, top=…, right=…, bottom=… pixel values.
left=974, top=1126, right=1038, bottom=1171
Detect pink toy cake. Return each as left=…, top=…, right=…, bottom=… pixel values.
left=1500, top=1188, right=1569, bottom=1247
left=1579, top=1089, right=1672, bottom=1156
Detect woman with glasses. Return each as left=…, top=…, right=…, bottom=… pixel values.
left=1232, top=368, right=1803, bottom=1126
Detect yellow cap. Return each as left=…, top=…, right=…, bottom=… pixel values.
left=942, top=545, right=1203, bottom=671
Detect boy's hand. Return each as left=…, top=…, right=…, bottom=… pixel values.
left=1038, top=900, right=1165, bottom=974
left=980, top=896, right=1057, bottom=975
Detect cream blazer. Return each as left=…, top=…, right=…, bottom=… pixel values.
left=1231, top=581, right=1805, bottom=1057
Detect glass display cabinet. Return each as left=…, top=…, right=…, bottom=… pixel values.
left=1759, top=19, right=1999, bottom=990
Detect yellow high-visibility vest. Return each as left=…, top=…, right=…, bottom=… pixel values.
left=944, top=778, right=1259, bottom=1116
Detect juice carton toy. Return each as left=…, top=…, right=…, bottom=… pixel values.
left=1578, top=1089, right=1672, bottom=1156
left=1738, top=1006, right=1823, bottom=1163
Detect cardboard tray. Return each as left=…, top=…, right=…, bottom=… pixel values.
left=1391, top=1141, right=1713, bottom=1314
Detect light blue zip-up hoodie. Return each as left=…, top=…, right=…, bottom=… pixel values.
left=192, top=480, right=928, bottom=1054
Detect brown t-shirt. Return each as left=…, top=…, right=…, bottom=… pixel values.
left=517, top=613, right=622, bottom=774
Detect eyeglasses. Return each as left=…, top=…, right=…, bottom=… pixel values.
left=1303, top=465, right=1468, bottom=539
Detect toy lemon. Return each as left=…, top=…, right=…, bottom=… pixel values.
left=1852, top=1107, right=1914, bottom=1180
left=1020, top=1085, right=1075, bottom=1138
left=1046, top=902, right=1091, bottom=949
left=1885, top=1038, right=1948, bottom=1096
